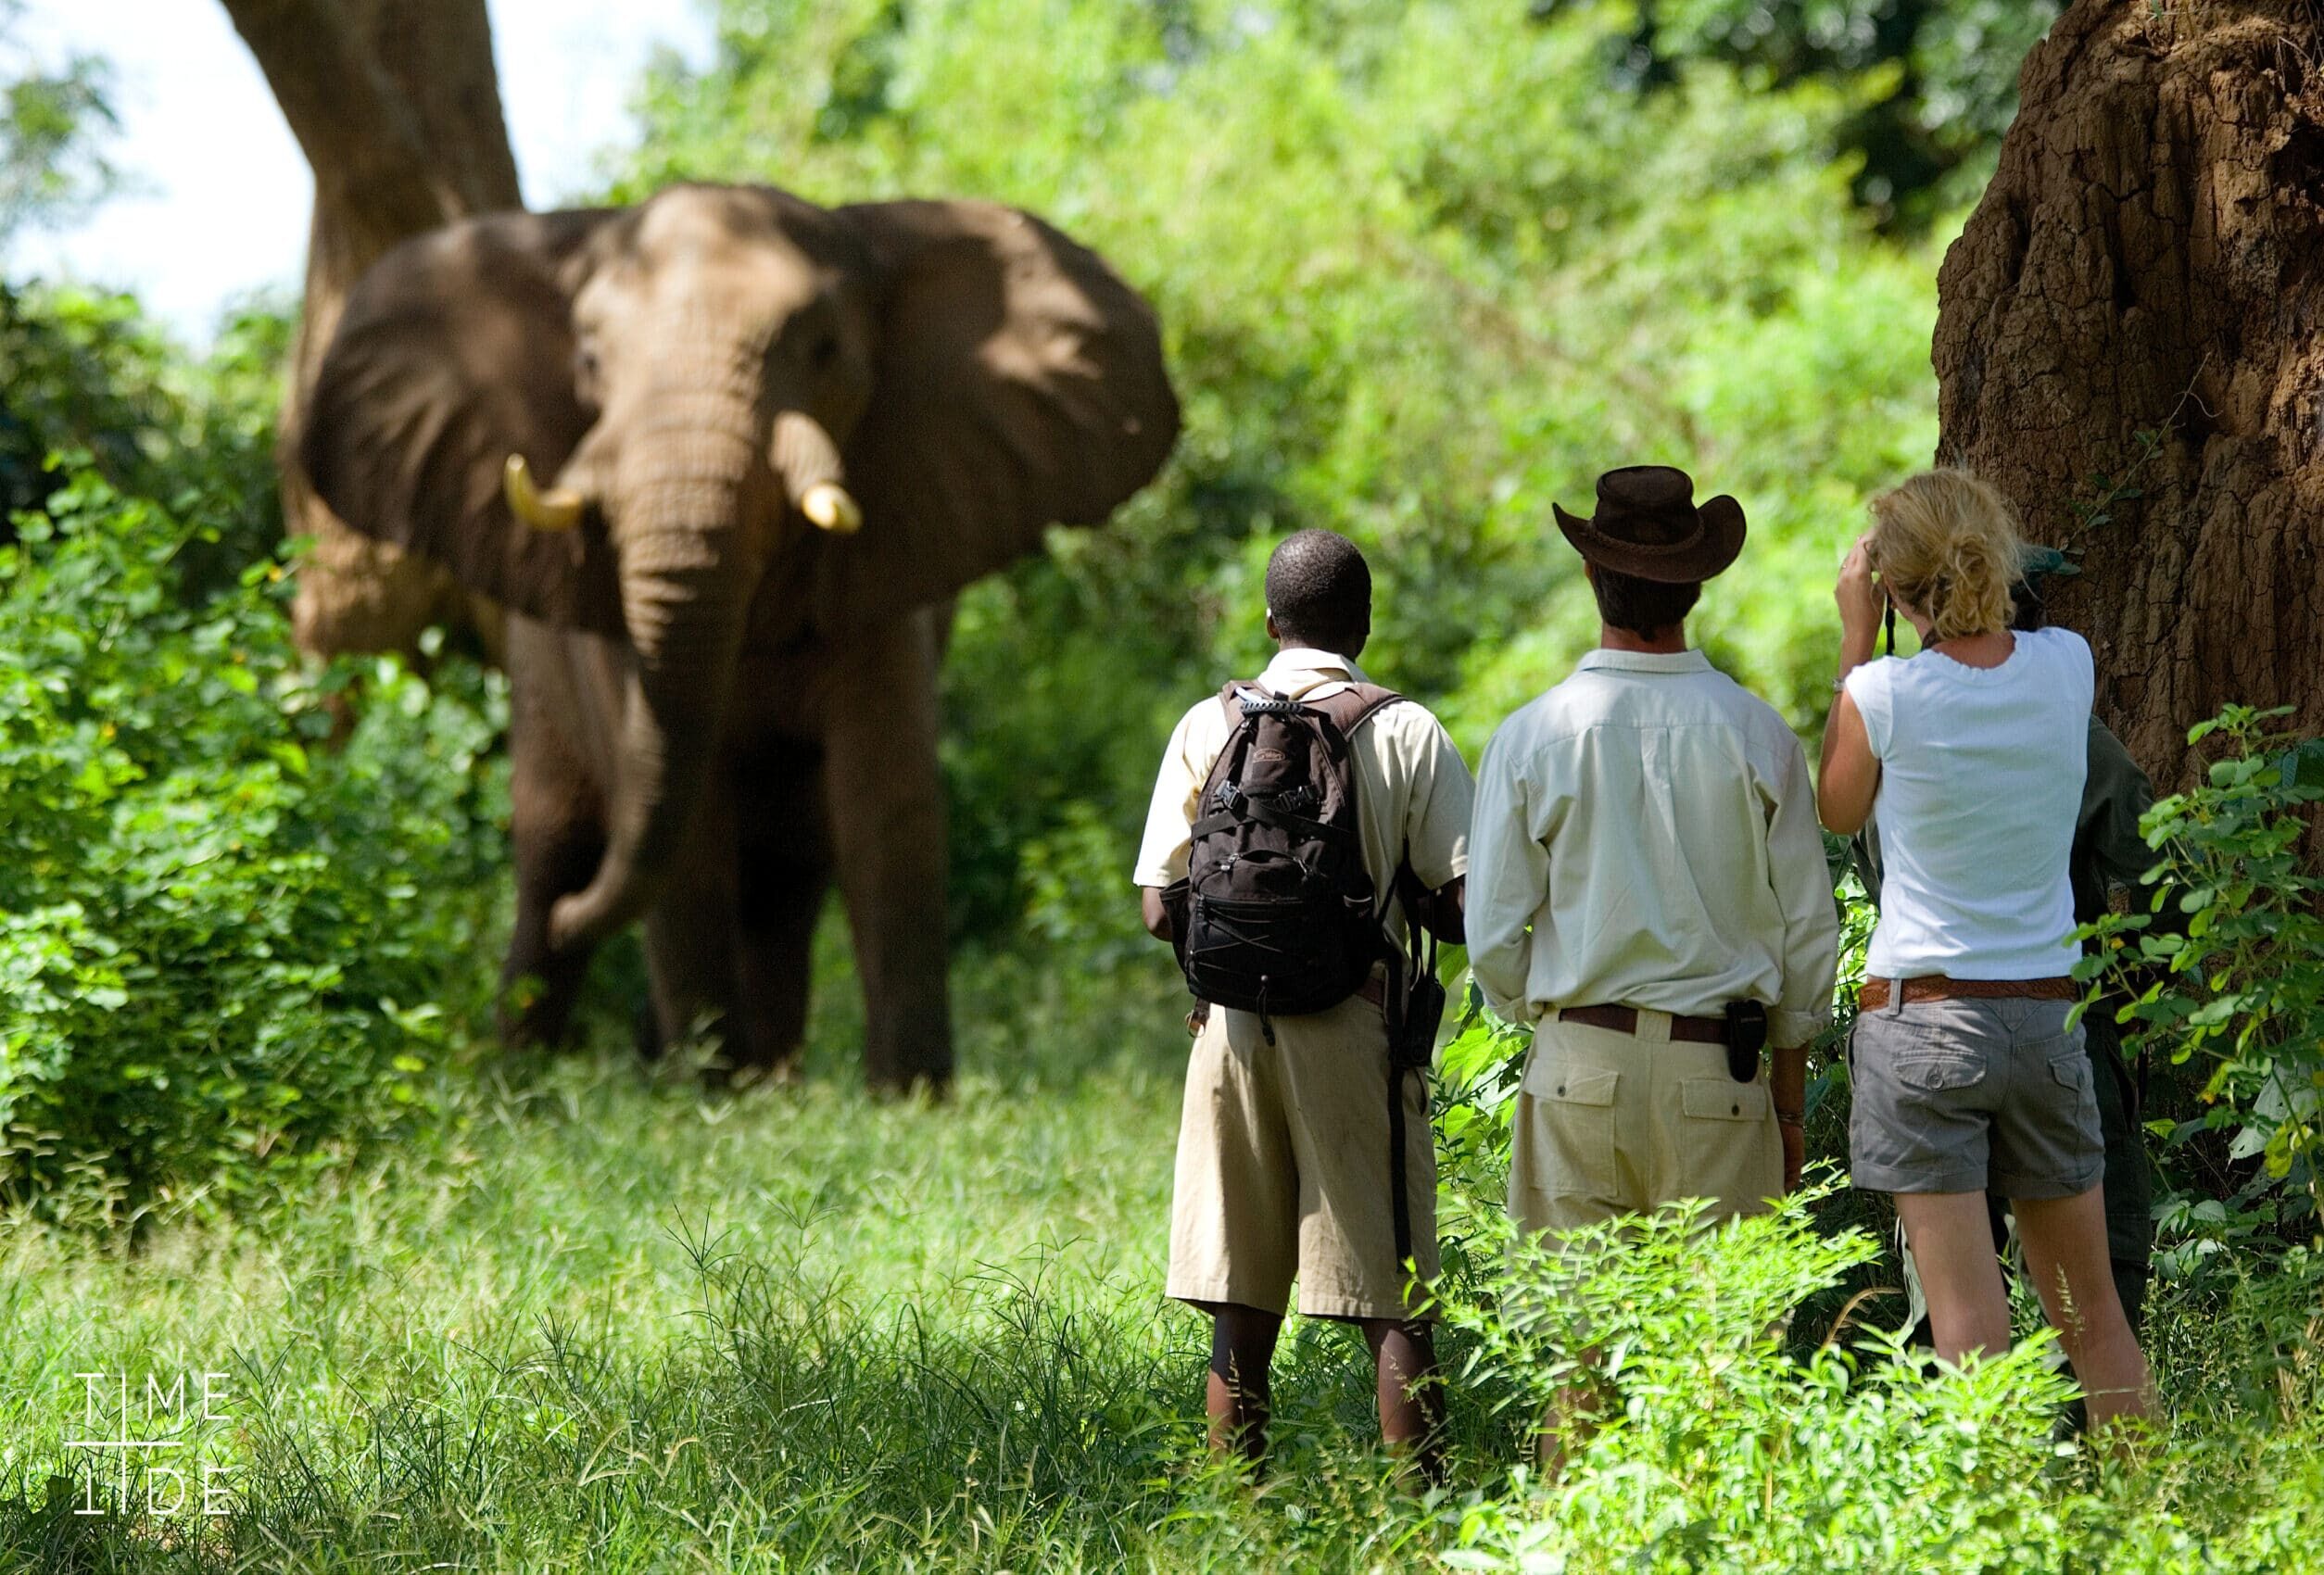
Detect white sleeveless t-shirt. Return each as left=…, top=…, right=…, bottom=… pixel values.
left=1844, top=626, right=2094, bottom=981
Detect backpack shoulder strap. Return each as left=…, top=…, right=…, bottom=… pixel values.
left=1217, top=678, right=1295, bottom=725
left=1310, top=683, right=1405, bottom=738
left=1313, top=684, right=1413, bottom=924
left=1217, top=680, right=1250, bottom=724
left=1196, top=680, right=1270, bottom=802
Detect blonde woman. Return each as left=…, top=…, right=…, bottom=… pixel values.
left=1818, top=469, right=2154, bottom=1431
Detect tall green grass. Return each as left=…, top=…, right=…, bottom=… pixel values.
left=3, top=952, right=2321, bottom=1572
left=0, top=965, right=1503, bottom=1571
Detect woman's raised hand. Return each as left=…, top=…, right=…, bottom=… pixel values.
left=1836, top=536, right=1885, bottom=642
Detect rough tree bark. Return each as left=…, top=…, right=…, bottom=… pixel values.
left=221, top=0, right=522, bottom=657
left=1934, top=0, right=2324, bottom=786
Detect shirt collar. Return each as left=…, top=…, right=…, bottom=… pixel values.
left=1575, top=648, right=1713, bottom=676
left=1259, top=647, right=1370, bottom=688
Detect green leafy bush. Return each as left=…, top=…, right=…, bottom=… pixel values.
left=1434, top=1191, right=2324, bottom=1574
left=0, top=282, right=288, bottom=590
left=0, top=463, right=506, bottom=1220
left=2081, top=706, right=2324, bottom=1272
left=1439, top=1194, right=2094, bottom=1572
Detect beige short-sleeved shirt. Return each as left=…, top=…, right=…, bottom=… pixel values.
left=1132, top=648, right=1473, bottom=943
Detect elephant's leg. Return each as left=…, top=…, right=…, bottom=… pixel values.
left=638, top=792, right=750, bottom=1073
left=821, top=613, right=954, bottom=1092
left=501, top=699, right=606, bottom=1050
left=733, top=737, right=833, bottom=1077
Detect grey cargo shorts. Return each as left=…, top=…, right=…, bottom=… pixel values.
left=1849, top=995, right=2103, bottom=1199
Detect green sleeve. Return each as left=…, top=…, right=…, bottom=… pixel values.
left=2079, top=717, right=2158, bottom=896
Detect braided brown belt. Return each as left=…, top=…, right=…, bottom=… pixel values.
left=1858, top=976, right=2078, bottom=1011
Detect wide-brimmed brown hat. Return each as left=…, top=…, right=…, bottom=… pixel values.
left=1552, top=465, right=1747, bottom=584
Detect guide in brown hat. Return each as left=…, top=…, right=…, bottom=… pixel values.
left=1467, top=466, right=1838, bottom=1454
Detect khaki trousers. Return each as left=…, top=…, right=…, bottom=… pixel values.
left=1509, top=1010, right=1781, bottom=1241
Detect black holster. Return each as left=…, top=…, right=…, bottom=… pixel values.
left=1389, top=946, right=1446, bottom=1071
left=1724, top=999, right=1769, bottom=1082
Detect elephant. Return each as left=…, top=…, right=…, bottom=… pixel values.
left=298, top=183, right=1179, bottom=1090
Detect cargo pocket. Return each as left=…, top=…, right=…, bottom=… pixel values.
left=1681, top=1078, right=1771, bottom=1124
left=1872, top=1005, right=1991, bottom=1095
left=2049, top=1048, right=2098, bottom=1127
left=1680, top=1077, right=1778, bottom=1209
left=1519, top=1061, right=1620, bottom=1199
left=1893, top=1052, right=1986, bottom=1094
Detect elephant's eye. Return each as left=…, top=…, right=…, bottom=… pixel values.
left=808, top=334, right=840, bottom=372
left=575, top=346, right=602, bottom=385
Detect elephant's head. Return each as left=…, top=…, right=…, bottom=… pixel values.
left=301, top=183, right=1177, bottom=950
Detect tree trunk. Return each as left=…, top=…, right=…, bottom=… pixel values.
left=1933, top=0, right=2324, bottom=786
left=221, top=0, right=523, bottom=658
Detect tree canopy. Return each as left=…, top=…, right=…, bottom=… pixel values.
left=0, top=0, right=116, bottom=242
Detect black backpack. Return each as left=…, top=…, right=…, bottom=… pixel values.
left=1162, top=680, right=1405, bottom=1021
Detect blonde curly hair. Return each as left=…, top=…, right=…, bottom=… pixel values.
left=1866, top=469, right=2024, bottom=642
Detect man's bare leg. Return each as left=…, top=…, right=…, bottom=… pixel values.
left=1535, top=1374, right=1604, bottom=1476
left=1359, top=1317, right=1446, bottom=1485
left=1200, top=1302, right=1282, bottom=1468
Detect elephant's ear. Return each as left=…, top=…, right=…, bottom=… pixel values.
left=299, top=208, right=627, bottom=636
left=818, top=199, right=1179, bottom=626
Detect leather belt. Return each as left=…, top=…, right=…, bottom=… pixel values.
left=1859, top=976, right=2078, bottom=1011
left=1558, top=1003, right=1729, bottom=1045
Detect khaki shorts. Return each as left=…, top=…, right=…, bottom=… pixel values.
left=1167, top=991, right=1437, bottom=1321
left=1849, top=996, right=2103, bottom=1199
left=1509, top=1012, right=1782, bottom=1241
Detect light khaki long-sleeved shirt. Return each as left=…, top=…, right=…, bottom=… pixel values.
left=1467, top=649, right=1838, bottom=1048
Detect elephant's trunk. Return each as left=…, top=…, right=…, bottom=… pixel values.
left=547, top=386, right=765, bottom=953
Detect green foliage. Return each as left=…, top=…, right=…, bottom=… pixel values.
left=0, top=0, right=115, bottom=240
left=0, top=463, right=506, bottom=1220
left=1434, top=990, right=1535, bottom=1237
left=0, top=283, right=289, bottom=589
left=1440, top=1193, right=2098, bottom=1572
left=1435, top=1188, right=2324, bottom=1574
left=1624, top=0, right=2064, bottom=224
left=5, top=1055, right=2322, bottom=1571
left=625, top=0, right=1941, bottom=947
left=2080, top=706, right=2324, bottom=1274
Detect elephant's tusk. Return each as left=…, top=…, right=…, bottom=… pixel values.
left=504, top=455, right=584, bottom=532
left=800, top=482, right=864, bottom=536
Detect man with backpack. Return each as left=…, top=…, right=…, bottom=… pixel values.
left=1134, top=529, right=1473, bottom=1479
left=1469, top=468, right=1838, bottom=1251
